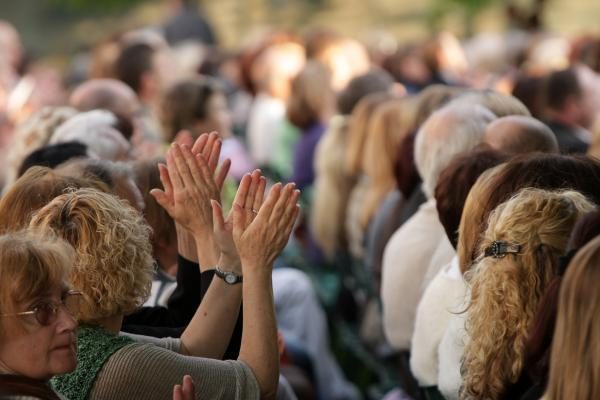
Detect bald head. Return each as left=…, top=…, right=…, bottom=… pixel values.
left=69, top=79, right=140, bottom=118
left=484, top=116, right=558, bottom=154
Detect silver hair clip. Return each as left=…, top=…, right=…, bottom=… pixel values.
left=484, top=240, right=521, bottom=259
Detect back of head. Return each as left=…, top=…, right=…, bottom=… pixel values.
left=337, top=68, right=394, bottom=116
left=546, top=235, right=600, bottom=400
left=360, top=97, right=416, bottom=228
left=133, top=158, right=175, bottom=249
left=5, top=106, right=78, bottom=187
left=18, top=142, right=88, bottom=178
left=69, top=79, right=140, bottom=118
left=484, top=115, right=559, bottom=154
left=311, top=116, right=353, bottom=259
left=114, top=42, right=155, bottom=95
left=344, top=91, right=394, bottom=176
left=0, top=167, right=107, bottom=234
left=50, top=110, right=131, bottom=161
left=28, top=188, right=153, bottom=324
left=450, top=90, right=531, bottom=117
left=413, top=84, right=464, bottom=129
left=159, top=77, right=222, bottom=143
left=545, top=68, right=582, bottom=112
left=463, top=188, right=596, bottom=400
left=414, top=102, right=496, bottom=198
left=458, top=154, right=600, bottom=273
left=287, top=61, right=334, bottom=131
left=435, top=146, right=508, bottom=249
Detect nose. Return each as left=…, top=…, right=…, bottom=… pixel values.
left=56, top=305, right=77, bottom=331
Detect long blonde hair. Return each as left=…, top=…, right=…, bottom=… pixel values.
left=545, top=235, right=600, bottom=400
left=311, top=116, right=354, bottom=260
left=461, top=188, right=596, bottom=400
left=344, top=92, right=394, bottom=177
left=359, top=97, right=415, bottom=229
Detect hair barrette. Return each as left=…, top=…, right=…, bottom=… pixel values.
left=484, top=240, right=521, bottom=259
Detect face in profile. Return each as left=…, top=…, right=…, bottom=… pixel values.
left=0, top=283, right=78, bottom=380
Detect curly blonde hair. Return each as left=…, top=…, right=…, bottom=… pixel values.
left=28, top=188, right=154, bottom=324
left=461, top=188, right=596, bottom=400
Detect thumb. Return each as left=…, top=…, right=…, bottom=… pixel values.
left=150, top=189, right=171, bottom=211
left=211, top=200, right=225, bottom=232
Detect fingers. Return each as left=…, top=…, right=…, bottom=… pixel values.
left=215, top=159, right=231, bottom=190
left=252, top=176, right=267, bottom=213
left=173, top=385, right=183, bottom=400
left=255, top=182, right=282, bottom=222
left=180, top=144, right=205, bottom=188
left=182, top=375, right=195, bottom=399
left=211, top=200, right=225, bottom=233
left=171, top=144, right=197, bottom=189
left=150, top=189, right=171, bottom=213
left=232, top=173, right=252, bottom=212
left=191, top=132, right=209, bottom=154
left=207, top=139, right=222, bottom=173
left=202, top=132, right=219, bottom=167
left=269, top=183, right=296, bottom=224
left=280, top=189, right=300, bottom=228
left=158, top=163, right=173, bottom=198
left=166, top=148, right=184, bottom=190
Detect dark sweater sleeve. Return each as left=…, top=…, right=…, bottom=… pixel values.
left=123, top=255, right=201, bottom=331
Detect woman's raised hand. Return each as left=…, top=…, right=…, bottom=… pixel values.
left=232, top=182, right=300, bottom=272
left=173, top=375, right=195, bottom=400
left=211, top=169, right=266, bottom=273
left=151, top=131, right=230, bottom=237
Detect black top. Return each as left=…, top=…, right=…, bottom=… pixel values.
left=545, top=120, right=589, bottom=154
left=122, top=255, right=242, bottom=359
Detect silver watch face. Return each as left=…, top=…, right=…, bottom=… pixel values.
left=225, top=274, right=237, bottom=284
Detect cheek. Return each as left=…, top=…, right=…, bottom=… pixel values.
left=0, top=329, right=49, bottom=378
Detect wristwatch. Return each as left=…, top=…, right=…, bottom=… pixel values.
left=215, top=266, right=243, bottom=285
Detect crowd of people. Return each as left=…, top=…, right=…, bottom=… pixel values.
left=0, top=1, right=599, bottom=399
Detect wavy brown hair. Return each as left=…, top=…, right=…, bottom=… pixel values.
left=461, top=188, right=596, bottom=400
left=545, top=236, right=600, bottom=400
left=28, top=188, right=153, bottom=324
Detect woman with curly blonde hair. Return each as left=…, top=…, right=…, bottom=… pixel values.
left=544, top=235, right=600, bottom=400
left=461, top=188, right=596, bottom=400
left=27, top=140, right=299, bottom=399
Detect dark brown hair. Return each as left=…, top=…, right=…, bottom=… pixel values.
left=544, top=68, right=582, bottom=111
left=337, top=68, right=394, bottom=115
left=435, top=145, right=508, bottom=249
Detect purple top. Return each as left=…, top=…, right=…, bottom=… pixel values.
left=289, top=122, right=326, bottom=190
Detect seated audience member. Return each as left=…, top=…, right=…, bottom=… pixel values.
left=133, top=158, right=178, bottom=307
left=114, top=41, right=171, bottom=141
left=543, top=68, right=591, bottom=154
left=410, top=147, right=508, bottom=392
left=159, top=77, right=253, bottom=180
left=381, top=102, right=495, bottom=353
left=0, top=232, right=199, bottom=400
left=462, top=188, right=595, bottom=400
left=50, top=110, right=132, bottom=161
left=0, top=167, right=108, bottom=235
left=4, top=106, right=78, bottom=188
left=346, top=96, right=414, bottom=260
left=57, top=158, right=144, bottom=212
left=0, top=232, right=79, bottom=399
left=505, top=210, right=600, bottom=400
left=18, top=142, right=89, bottom=177
left=69, top=78, right=140, bottom=120
left=449, top=89, right=531, bottom=117
left=483, top=115, right=559, bottom=154
left=543, top=235, right=600, bottom=400
left=310, top=69, right=395, bottom=261
left=438, top=154, right=600, bottom=399
left=287, top=61, right=335, bottom=190
left=32, top=160, right=298, bottom=399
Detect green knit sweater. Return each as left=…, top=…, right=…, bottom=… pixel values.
left=50, top=325, right=134, bottom=400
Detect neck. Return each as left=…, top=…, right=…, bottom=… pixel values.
left=95, top=315, right=124, bottom=334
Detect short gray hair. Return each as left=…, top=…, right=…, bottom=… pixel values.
left=415, top=103, right=496, bottom=198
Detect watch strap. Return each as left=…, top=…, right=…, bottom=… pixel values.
left=215, top=266, right=243, bottom=284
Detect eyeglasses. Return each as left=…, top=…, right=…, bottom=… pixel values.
left=0, top=290, right=82, bottom=326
